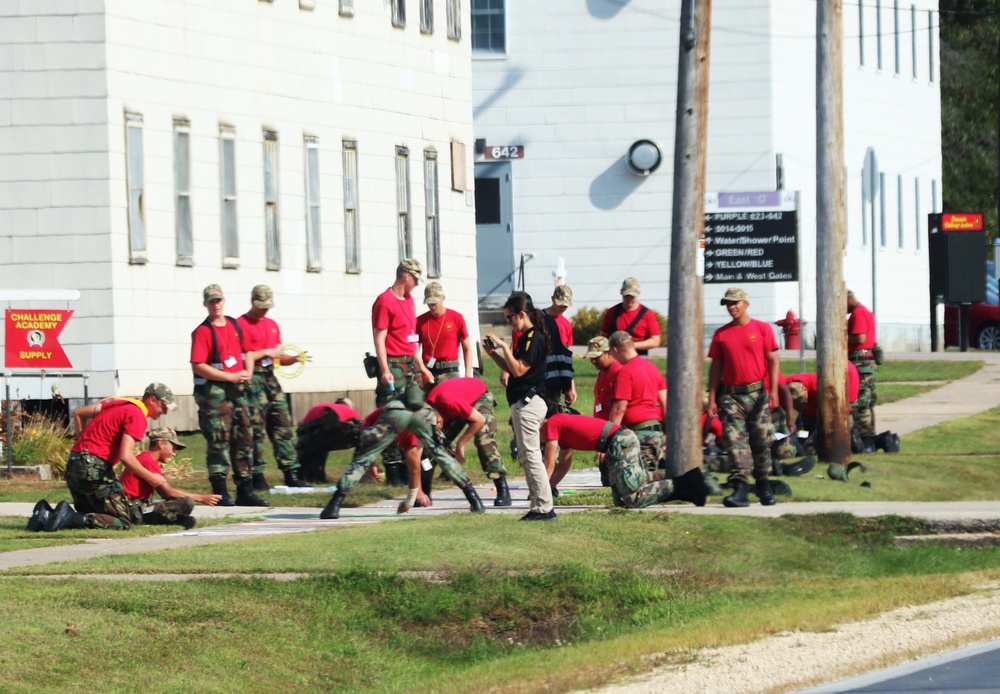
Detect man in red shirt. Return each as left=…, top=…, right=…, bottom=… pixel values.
left=600, top=277, right=662, bottom=356
left=416, top=281, right=473, bottom=388
left=29, top=383, right=175, bottom=532
left=707, top=287, right=780, bottom=507
left=238, top=285, right=307, bottom=490
left=587, top=336, right=621, bottom=422
left=120, top=428, right=222, bottom=530
left=847, top=289, right=878, bottom=445
left=608, top=331, right=667, bottom=472
left=296, top=398, right=362, bottom=484
left=541, top=413, right=705, bottom=509
left=191, top=284, right=264, bottom=508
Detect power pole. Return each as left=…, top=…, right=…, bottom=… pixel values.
left=815, top=0, right=851, bottom=464
left=666, top=0, right=711, bottom=477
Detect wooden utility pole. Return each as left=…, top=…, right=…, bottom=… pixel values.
left=666, top=0, right=711, bottom=477
left=815, top=0, right=851, bottom=464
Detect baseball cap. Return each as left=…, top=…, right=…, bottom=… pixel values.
left=608, top=331, right=633, bottom=348
left=552, top=285, right=573, bottom=307
left=149, top=427, right=187, bottom=450
left=203, top=284, right=224, bottom=302
left=399, top=258, right=422, bottom=284
left=423, top=281, right=445, bottom=305
left=144, top=383, right=177, bottom=411
left=720, top=287, right=749, bottom=305
left=335, top=397, right=355, bottom=410
left=251, top=284, right=274, bottom=309
left=788, top=381, right=809, bottom=412
left=620, top=277, right=641, bottom=297
left=585, top=335, right=610, bottom=358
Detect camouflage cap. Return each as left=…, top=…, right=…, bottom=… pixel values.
left=720, top=287, right=749, bottom=305
left=585, top=335, right=610, bottom=358
left=203, top=284, right=224, bottom=302
left=787, top=381, right=809, bottom=412
left=620, top=277, right=641, bottom=297
left=251, top=284, right=274, bottom=309
left=552, top=285, right=573, bottom=307
left=149, top=427, right=186, bottom=450
left=144, top=383, right=177, bottom=411
left=608, top=330, right=633, bottom=348
left=398, top=258, right=422, bottom=284
left=423, top=281, right=445, bottom=305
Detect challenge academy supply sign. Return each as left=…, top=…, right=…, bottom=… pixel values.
left=5, top=310, right=73, bottom=368
left=703, top=191, right=799, bottom=284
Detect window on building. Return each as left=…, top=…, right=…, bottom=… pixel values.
left=424, top=151, right=440, bottom=277
left=340, top=0, right=354, bottom=16
left=893, top=1, right=900, bottom=75
left=876, top=0, right=883, bottom=71
left=472, top=0, right=505, bottom=54
left=220, top=127, right=239, bottom=268
left=396, top=146, right=412, bottom=260
left=447, top=0, right=461, bottom=40
left=125, top=113, right=146, bottom=264
left=879, top=172, right=887, bottom=247
left=263, top=131, right=280, bottom=271
left=911, top=5, right=918, bottom=79
left=861, top=174, right=869, bottom=246
left=305, top=136, right=321, bottom=272
left=343, top=140, right=360, bottom=273
left=914, top=177, right=922, bottom=250
left=931, top=178, right=939, bottom=212
left=859, top=0, right=865, bottom=66
left=174, top=120, right=193, bottom=267
left=897, top=175, right=904, bottom=248
left=392, top=0, right=405, bottom=28
left=928, top=10, right=935, bottom=82
left=420, top=0, right=433, bottom=33
left=299, top=0, right=315, bottom=9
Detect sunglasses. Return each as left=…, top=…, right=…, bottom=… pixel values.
left=505, top=312, right=520, bottom=324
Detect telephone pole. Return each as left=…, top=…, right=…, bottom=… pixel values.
left=815, top=0, right=851, bottom=464
left=666, top=0, right=711, bottom=476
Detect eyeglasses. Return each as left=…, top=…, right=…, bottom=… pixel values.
left=505, top=312, right=519, bottom=325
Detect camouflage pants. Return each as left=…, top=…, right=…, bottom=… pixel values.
left=853, top=367, right=878, bottom=437
left=606, top=429, right=674, bottom=508
left=247, top=368, right=299, bottom=473
left=142, top=497, right=195, bottom=526
left=65, top=451, right=141, bottom=530
left=296, top=411, right=361, bottom=480
left=337, top=402, right=469, bottom=494
left=439, top=391, right=507, bottom=479
left=718, top=389, right=774, bottom=483
left=375, top=357, right=423, bottom=466
left=632, top=427, right=665, bottom=470
left=770, top=407, right=797, bottom=460
left=194, top=381, right=254, bottom=480
left=424, top=362, right=462, bottom=394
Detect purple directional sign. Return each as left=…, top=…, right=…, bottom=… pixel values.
left=703, top=191, right=799, bottom=284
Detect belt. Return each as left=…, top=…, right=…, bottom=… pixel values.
left=253, top=364, right=274, bottom=374
left=631, top=420, right=663, bottom=433
left=597, top=422, right=621, bottom=453
left=849, top=350, right=874, bottom=359
left=723, top=380, right=764, bottom=395
left=432, top=360, right=460, bottom=374
left=387, top=355, right=415, bottom=364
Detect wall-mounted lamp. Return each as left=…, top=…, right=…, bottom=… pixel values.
left=625, top=139, right=662, bottom=176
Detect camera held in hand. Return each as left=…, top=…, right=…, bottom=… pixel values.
left=483, top=337, right=497, bottom=351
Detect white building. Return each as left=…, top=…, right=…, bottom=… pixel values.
left=0, top=0, right=479, bottom=427
left=471, top=0, right=942, bottom=349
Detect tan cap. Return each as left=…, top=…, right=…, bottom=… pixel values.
left=203, top=284, right=224, bottom=302
left=335, top=397, right=355, bottom=410
left=149, top=427, right=186, bottom=450
left=720, top=287, right=749, bottom=305
left=608, top=330, right=633, bottom=348
left=423, top=281, right=444, bottom=305
left=399, top=258, right=423, bottom=284
left=144, top=383, right=177, bottom=411
left=251, top=284, right=274, bottom=309
left=620, top=277, right=641, bottom=297
left=552, top=285, right=573, bottom=307
left=585, top=335, right=610, bottom=358
left=788, top=381, right=809, bottom=412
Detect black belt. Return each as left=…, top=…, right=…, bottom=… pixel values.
left=432, top=366, right=460, bottom=374
left=632, top=423, right=663, bottom=433
left=723, top=380, right=764, bottom=395
left=387, top=355, right=414, bottom=364
left=597, top=422, right=622, bottom=453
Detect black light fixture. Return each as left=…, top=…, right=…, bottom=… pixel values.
left=625, top=139, right=662, bottom=176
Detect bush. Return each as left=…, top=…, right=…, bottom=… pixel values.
left=572, top=305, right=668, bottom=346
left=9, top=412, right=73, bottom=478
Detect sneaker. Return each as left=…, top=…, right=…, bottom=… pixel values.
left=178, top=517, right=197, bottom=530
left=519, top=509, right=557, bottom=522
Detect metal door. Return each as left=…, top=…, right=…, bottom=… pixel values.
left=474, top=161, right=514, bottom=298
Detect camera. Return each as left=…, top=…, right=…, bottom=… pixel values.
left=483, top=337, right=497, bottom=351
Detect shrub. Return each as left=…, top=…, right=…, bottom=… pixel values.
left=9, top=412, right=73, bottom=479
left=572, top=305, right=669, bottom=346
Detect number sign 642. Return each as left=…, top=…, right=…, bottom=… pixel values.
left=486, top=145, right=524, bottom=160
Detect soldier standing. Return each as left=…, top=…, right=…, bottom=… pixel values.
left=416, top=281, right=473, bottom=387
left=847, top=289, right=878, bottom=449
left=600, top=277, right=662, bottom=355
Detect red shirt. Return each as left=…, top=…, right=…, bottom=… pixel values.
left=701, top=413, right=723, bottom=440
left=707, top=319, right=779, bottom=386
left=120, top=450, right=162, bottom=501
left=372, top=287, right=417, bottom=357
left=848, top=304, right=876, bottom=351
left=542, top=414, right=620, bottom=451
left=786, top=364, right=862, bottom=414
left=301, top=403, right=361, bottom=424
left=426, top=377, right=487, bottom=422
left=191, top=319, right=245, bottom=373
left=612, top=356, right=666, bottom=426
left=600, top=303, right=661, bottom=342
left=593, top=360, right=623, bottom=420
left=545, top=310, right=573, bottom=347
left=72, top=399, right=148, bottom=464
left=363, top=406, right=418, bottom=449
left=237, top=313, right=281, bottom=364
left=847, top=361, right=860, bottom=402
left=416, top=308, right=468, bottom=362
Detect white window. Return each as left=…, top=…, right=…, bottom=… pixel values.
left=928, top=10, right=935, bottom=82
left=911, top=5, right=918, bottom=79
left=343, top=140, right=360, bottom=273
left=893, top=1, right=900, bottom=75
left=220, top=126, right=239, bottom=268
left=447, top=0, right=461, bottom=40
left=858, top=0, right=865, bottom=66
left=876, top=0, right=883, bottom=71
left=897, top=175, right=904, bottom=248
left=340, top=0, right=354, bottom=16
left=392, top=0, right=406, bottom=28
left=472, top=0, right=505, bottom=53
left=932, top=179, right=939, bottom=212
left=424, top=151, right=440, bottom=277
left=264, top=131, right=280, bottom=270
left=914, top=177, right=922, bottom=250
left=420, top=0, right=433, bottom=33
left=879, top=172, right=887, bottom=248
left=125, top=113, right=146, bottom=264
left=174, top=120, right=193, bottom=267
left=396, top=146, right=412, bottom=260
left=299, top=0, right=316, bottom=9
left=861, top=174, right=869, bottom=247
left=305, top=137, right=322, bottom=272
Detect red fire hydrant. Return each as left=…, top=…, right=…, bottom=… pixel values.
left=775, top=310, right=802, bottom=350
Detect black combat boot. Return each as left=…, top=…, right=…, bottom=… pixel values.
left=667, top=468, right=707, bottom=507
left=458, top=480, right=486, bottom=513
left=26, top=499, right=54, bottom=532
left=875, top=431, right=900, bottom=453
left=210, top=475, right=236, bottom=507
left=723, top=480, right=750, bottom=508
left=319, top=488, right=347, bottom=519
left=493, top=476, right=512, bottom=507
left=861, top=436, right=877, bottom=454
left=384, top=463, right=407, bottom=487
left=235, top=479, right=270, bottom=507
left=850, top=429, right=864, bottom=454
left=755, top=479, right=777, bottom=506
left=283, top=467, right=307, bottom=487
left=252, top=472, right=270, bottom=491
left=44, top=501, right=92, bottom=531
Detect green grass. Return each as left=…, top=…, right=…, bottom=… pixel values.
left=774, top=359, right=982, bottom=383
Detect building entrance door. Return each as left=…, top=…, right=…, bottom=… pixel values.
left=474, top=162, right=514, bottom=301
